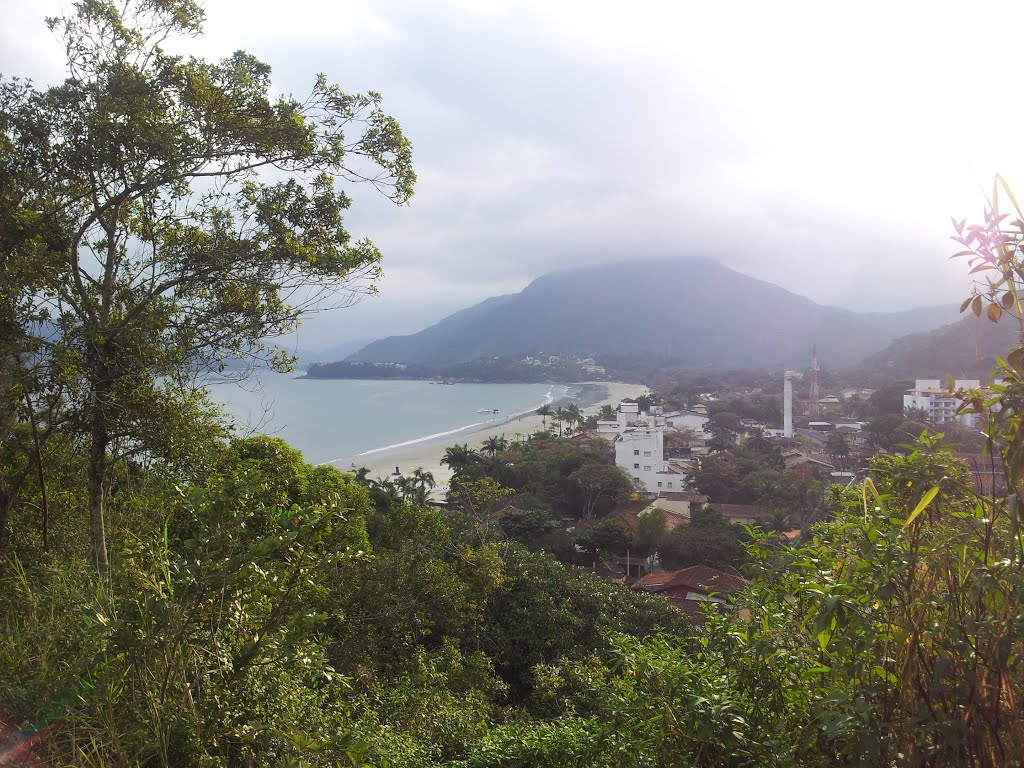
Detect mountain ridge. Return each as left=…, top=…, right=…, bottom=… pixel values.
left=347, top=259, right=957, bottom=369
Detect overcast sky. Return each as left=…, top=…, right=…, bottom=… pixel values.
left=4, top=0, right=1022, bottom=350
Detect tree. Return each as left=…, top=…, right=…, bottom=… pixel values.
left=562, top=403, right=584, bottom=435
left=706, top=410, right=740, bottom=450
left=825, top=431, right=851, bottom=469
left=498, top=507, right=559, bottom=548
left=1, top=0, right=415, bottom=575
left=441, top=443, right=479, bottom=476
left=690, top=451, right=741, bottom=503
left=481, top=435, right=508, bottom=459
left=633, top=508, right=668, bottom=556
left=569, top=462, right=633, bottom=518
left=575, top=517, right=630, bottom=556
left=662, top=507, right=748, bottom=570
left=535, top=404, right=552, bottom=427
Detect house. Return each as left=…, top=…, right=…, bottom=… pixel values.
left=637, top=503, right=691, bottom=533
left=632, top=565, right=750, bottom=615
left=782, top=450, right=836, bottom=472
left=568, top=431, right=610, bottom=450
left=705, top=503, right=764, bottom=525
left=596, top=400, right=642, bottom=435
left=903, top=379, right=982, bottom=428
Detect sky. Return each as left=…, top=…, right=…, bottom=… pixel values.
left=3, top=0, right=1023, bottom=351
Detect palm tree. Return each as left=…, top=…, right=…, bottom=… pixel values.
left=482, top=435, right=508, bottom=458
left=441, top=443, right=478, bottom=475
left=412, top=466, right=435, bottom=491
left=554, top=406, right=566, bottom=437
left=408, top=467, right=436, bottom=503
left=535, top=404, right=552, bottom=426
left=563, top=403, right=583, bottom=435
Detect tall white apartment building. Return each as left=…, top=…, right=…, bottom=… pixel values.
left=604, top=402, right=689, bottom=493
left=903, top=379, right=981, bottom=428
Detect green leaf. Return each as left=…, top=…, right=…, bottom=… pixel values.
left=903, top=485, right=940, bottom=528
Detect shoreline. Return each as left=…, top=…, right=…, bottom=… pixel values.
left=342, top=381, right=648, bottom=491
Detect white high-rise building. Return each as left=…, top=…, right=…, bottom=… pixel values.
left=903, top=379, right=981, bottom=428
left=606, top=402, right=688, bottom=493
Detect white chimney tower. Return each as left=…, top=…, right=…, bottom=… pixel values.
left=783, top=371, right=796, bottom=438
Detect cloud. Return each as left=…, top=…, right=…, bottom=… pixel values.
left=4, top=0, right=1021, bottom=349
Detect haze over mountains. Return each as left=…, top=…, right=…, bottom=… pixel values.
left=849, top=315, right=1018, bottom=385
left=346, top=259, right=957, bottom=370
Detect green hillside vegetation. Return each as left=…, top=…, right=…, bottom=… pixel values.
left=3, top=2, right=1024, bottom=765
left=849, top=314, right=1017, bottom=385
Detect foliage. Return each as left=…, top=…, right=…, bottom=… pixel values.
left=1, top=467, right=375, bottom=767
left=569, top=461, right=633, bottom=518
left=632, top=508, right=668, bottom=556
left=1, top=0, right=413, bottom=573
left=662, top=507, right=749, bottom=570
left=575, top=516, right=630, bottom=556
left=481, top=545, right=691, bottom=702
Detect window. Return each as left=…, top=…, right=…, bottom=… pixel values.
left=633, top=463, right=640, bottom=469
left=657, top=481, right=663, bottom=487
left=667, top=482, right=673, bottom=488
left=634, top=449, right=640, bottom=455
left=643, top=465, right=651, bottom=472
left=644, top=451, right=651, bottom=457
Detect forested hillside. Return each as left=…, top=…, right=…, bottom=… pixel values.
left=848, top=314, right=1016, bottom=384
left=349, top=259, right=956, bottom=369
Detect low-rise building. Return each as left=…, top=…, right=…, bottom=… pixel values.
left=632, top=565, right=749, bottom=616
left=903, top=379, right=981, bottom=427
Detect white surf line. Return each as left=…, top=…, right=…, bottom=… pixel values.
left=320, top=384, right=587, bottom=467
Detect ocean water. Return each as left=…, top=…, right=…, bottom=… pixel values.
left=206, top=374, right=574, bottom=466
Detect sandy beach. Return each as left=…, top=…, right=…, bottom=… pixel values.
left=350, top=381, right=647, bottom=490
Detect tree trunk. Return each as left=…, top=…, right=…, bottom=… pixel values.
left=87, top=370, right=111, bottom=577
left=0, top=492, right=10, bottom=556
left=88, top=417, right=110, bottom=577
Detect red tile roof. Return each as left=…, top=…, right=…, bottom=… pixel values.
left=633, top=565, right=749, bottom=595
left=661, top=509, right=690, bottom=532
left=633, top=570, right=679, bottom=589
left=664, top=565, right=749, bottom=595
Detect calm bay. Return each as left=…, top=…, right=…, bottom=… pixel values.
left=206, top=374, right=574, bottom=466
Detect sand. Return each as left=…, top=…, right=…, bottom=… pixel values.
left=347, top=381, right=647, bottom=491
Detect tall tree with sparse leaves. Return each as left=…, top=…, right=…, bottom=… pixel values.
left=0, top=0, right=415, bottom=575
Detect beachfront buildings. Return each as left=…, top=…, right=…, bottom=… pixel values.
left=903, top=379, right=981, bottom=428
left=602, top=401, right=700, bottom=493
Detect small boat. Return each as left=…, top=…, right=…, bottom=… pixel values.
left=477, top=408, right=499, bottom=414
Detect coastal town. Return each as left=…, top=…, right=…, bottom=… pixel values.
left=350, top=358, right=997, bottom=622
left=5, top=0, right=1023, bottom=763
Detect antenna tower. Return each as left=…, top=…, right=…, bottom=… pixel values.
left=810, top=343, right=820, bottom=418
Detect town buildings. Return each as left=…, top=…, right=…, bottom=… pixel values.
left=600, top=401, right=706, bottom=493
left=903, top=379, right=981, bottom=428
